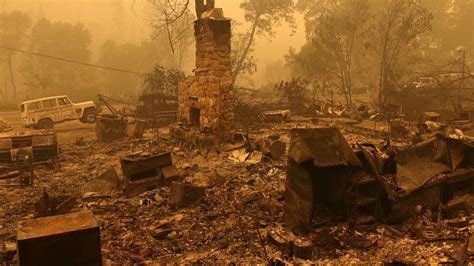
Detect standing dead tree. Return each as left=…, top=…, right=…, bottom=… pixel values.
left=232, top=0, right=295, bottom=89
left=297, top=0, right=371, bottom=108
left=149, top=0, right=191, bottom=54
left=148, top=0, right=295, bottom=89
left=0, top=11, right=31, bottom=100
left=374, top=0, right=432, bottom=108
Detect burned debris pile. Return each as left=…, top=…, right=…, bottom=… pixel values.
left=121, top=152, right=179, bottom=198
left=95, top=115, right=128, bottom=143
left=285, top=128, right=364, bottom=229
left=0, top=129, right=58, bottom=164
left=16, top=210, right=101, bottom=266
left=2, top=3, right=474, bottom=265
left=0, top=118, right=12, bottom=133
left=2, top=73, right=472, bottom=264
left=1, top=113, right=472, bottom=264
left=0, top=130, right=58, bottom=189
left=285, top=128, right=474, bottom=229
left=34, top=190, right=76, bottom=217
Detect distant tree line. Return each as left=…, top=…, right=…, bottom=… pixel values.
left=287, top=0, right=473, bottom=108
left=0, top=10, right=189, bottom=103
left=2, top=0, right=471, bottom=109
left=0, top=0, right=290, bottom=104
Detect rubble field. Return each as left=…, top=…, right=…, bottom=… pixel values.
left=1, top=118, right=473, bottom=265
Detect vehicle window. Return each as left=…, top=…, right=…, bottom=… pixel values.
left=58, top=97, right=71, bottom=106
left=42, top=99, right=57, bottom=109
left=28, top=102, right=42, bottom=111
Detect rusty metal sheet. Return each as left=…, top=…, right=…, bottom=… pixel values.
left=32, top=134, right=56, bottom=147
left=131, top=119, right=147, bottom=139
left=437, top=134, right=474, bottom=169
left=17, top=210, right=101, bottom=266
left=34, top=191, right=76, bottom=217
left=386, top=185, right=442, bottom=223
left=121, top=152, right=172, bottom=182
left=447, top=140, right=466, bottom=170
left=288, top=128, right=362, bottom=168
left=357, top=144, right=384, bottom=178
left=284, top=159, right=314, bottom=229
left=17, top=211, right=97, bottom=240
left=443, top=195, right=472, bottom=219
left=396, top=138, right=451, bottom=193
left=445, top=168, right=474, bottom=184
left=285, top=128, right=364, bottom=229
left=95, top=115, right=127, bottom=143
left=124, top=176, right=162, bottom=198
left=98, top=168, right=120, bottom=187
left=0, top=129, right=54, bottom=139
left=0, top=138, right=12, bottom=149
left=396, top=135, right=474, bottom=194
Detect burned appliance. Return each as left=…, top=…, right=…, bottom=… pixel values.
left=16, top=210, right=101, bottom=266
left=120, top=152, right=179, bottom=198
left=0, top=129, right=58, bottom=163
left=284, top=127, right=474, bottom=229
left=95, top=115, right=128, bottom=143
left=284, top=128, right=363, bottom=229
left=16, top=149, right=34, bottom=187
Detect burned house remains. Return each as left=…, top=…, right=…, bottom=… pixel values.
left=173, top=8, right=234, bottom=145
left=285, top=128, right=474, bottom=230
left=2, top=0, right=474, bottom=265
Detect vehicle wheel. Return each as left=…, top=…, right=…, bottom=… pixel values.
left=37, top=119, right=54, bottom=129
left=81, top=109, right=97, bottom=123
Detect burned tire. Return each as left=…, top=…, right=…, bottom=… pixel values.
left=80, top=108, right=97, bottom=123
left=37, top=119, right=54, bottom=129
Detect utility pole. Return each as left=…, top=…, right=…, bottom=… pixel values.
left=457, top=49, right=466, bottom=112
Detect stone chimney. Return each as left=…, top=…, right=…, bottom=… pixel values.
left=177, top=8, right=234, bottom=143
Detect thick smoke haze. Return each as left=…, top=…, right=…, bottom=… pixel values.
left=1, top=0, right=304, bottom=82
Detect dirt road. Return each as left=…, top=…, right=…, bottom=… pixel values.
left=0, top=111, right=21, bottom=126
left=0, top=110, right=96, bottom=143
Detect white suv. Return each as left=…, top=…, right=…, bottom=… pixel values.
left=20, top=95, right=97, bottom=129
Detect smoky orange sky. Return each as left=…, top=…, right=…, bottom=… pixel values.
left=1, top=0, right=305, bottom=82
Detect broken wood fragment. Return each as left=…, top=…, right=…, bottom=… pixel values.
left=0, top=170, right=18, bottom=180
left=267, top=227, right=294, bottom=257
left=257, top=137, right=286, bottom=160
left=293, top=238, right=313, bottom=260
left=34, top=190, right=76, bottom=217
left=467, top=235, right=474, bottom=255
left=269, top=140, right=286, bottom=160
left=161, top=165, right=180, bottom=186
left=170, top=182, right=205, bottom=207
left=124, top=176, right=161, bottom=198
left=262, top=110, right=290, bottom=123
